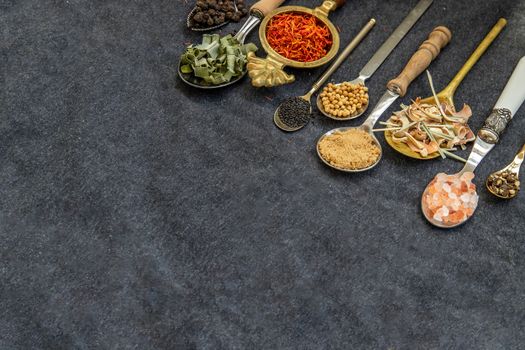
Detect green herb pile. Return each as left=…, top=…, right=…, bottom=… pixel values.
left=180, top=34, right=257, bottom=85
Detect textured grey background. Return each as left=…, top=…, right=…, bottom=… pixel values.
left=1, top=0, right=525, bottom=349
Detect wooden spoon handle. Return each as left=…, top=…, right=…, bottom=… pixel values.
left=251, top=0, right=286, bottom=16
left=387, top=26, right=452, bottom=97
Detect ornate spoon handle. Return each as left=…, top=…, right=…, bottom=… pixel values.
left=479, top=57, right=525, bottom=144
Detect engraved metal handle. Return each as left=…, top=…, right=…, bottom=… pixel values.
left=479, top=57, right=525, bottom=144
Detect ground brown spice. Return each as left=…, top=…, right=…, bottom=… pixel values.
left=318, top=129, right=381, bottom=170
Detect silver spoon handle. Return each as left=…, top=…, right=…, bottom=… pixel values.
left=235, top=0, right=285, bottom=43
left=358, top=0, right=433, bottom=80
left=306, top=19, right=375, bottom=96
left=461, top=138, right=494, bottom=174
left=234, top=15, right=262, bottom=43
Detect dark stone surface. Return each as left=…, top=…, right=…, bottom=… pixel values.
left=1, top=0, right=525, bottom=349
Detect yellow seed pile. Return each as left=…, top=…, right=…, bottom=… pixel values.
left=319, top=82, right=369, bottom=118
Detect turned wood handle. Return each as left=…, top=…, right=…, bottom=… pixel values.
left=387, top=26, right=452, bottom=97
left=251, top=0, right=286, bottom=16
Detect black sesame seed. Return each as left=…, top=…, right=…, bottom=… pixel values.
left=277, top=97, right=311, bottom=129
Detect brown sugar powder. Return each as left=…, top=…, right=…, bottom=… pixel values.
left=318, top=128, right=381, bottom=170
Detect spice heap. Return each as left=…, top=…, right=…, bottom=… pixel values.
left=190, top=0, right=248, bottom=29
left=180, top=34, right=257, bottom=85
left=277, top=97, right=311, bottom=129
left=487, top=170, right=520, bottom=198
left=266, top=12, right=332, bottom=62
left=386, top=98, right=475, bottom=158
left=422, top=172, right=478, bottom=226
left=318, top=129, right=381, bottom=170
left=319, top=82, right=369, bottom=118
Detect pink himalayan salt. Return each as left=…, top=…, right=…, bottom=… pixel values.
left=423, top=171, right=478, bottom=226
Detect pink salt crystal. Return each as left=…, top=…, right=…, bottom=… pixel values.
left=443, top=183, right=451, bottom=193
left=460, top=193, right=470, bottom=202
left=436, top=173, right=447, bottom=182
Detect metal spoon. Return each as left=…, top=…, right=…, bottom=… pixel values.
left=422, top=57, right=525, bottom=228
left=486, top=143, right=525, bottom=199
left=273, top=19, right=376, bottom=132
left=317, top=26, right=451, bottom=172
left=179, top=0, right=285, bottom=89
left=316, top=0, right=434, bottom=121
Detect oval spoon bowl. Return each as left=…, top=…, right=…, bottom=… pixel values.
left=421, top=189, right=474, bottom=228
left=316, top=127, right=382, bottom=173
left=316, top=84, right=370, bottom=121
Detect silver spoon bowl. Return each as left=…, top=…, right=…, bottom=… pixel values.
left=317, top=124, right=382, bottom=172
left=316, top=77, right=369, bottom=121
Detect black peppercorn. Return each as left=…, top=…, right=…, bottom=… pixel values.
left=191, top=0, right=249, bottom=28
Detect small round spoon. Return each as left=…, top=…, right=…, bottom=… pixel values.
left=486, top=143, right=525, bottom=199
left=179, top=0, right=285, bottom=89
left=421, top=56, right=525, bottom=228
left=316, top=0, right=434, bottom=121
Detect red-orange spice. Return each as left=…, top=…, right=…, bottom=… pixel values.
left=266, top=12, right=332, bottom=62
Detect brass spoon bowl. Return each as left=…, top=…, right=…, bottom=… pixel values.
left=486, top=143, right=525, bottom=199
left=385, top=18, right=507, bottom=160
left=247, top=0, right=345, bottom=88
